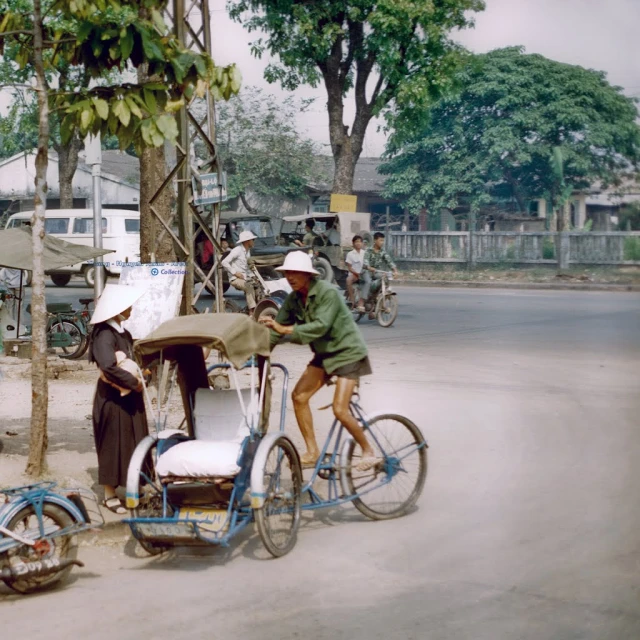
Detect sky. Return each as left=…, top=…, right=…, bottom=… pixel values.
left=209, top=0, right=640, bottom=157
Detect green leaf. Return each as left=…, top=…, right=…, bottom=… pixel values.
left=92, top=98, right=109, bottom=120
left=120, top=28, right=134, bottom=60
left=112, top=100, right=131, bottom=127
left=125, top=95, right=143, bottom=119
left=139, top=27, right=164, bottom=62
left=60, top=115, right=75, bottom=146
left=155, top=114, right=178, bottom=141
left=143, top=88, right=157, bottom=114
left=150, top=9, right=167, bottom=34
left=80, top=107, right=94, bottom=131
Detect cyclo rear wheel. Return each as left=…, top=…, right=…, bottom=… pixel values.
left=254, top=436, right=302, bottom=557
left=342, top=414, right=427, bottom=520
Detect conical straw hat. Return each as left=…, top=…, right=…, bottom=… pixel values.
left=89, top=283, right=147, bottom=325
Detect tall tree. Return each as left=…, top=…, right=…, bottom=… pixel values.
left=213, top=87, right=321, bottom=213
left=381, top=48, right=640, bottom=228
left=229, top=0, right=484, bottom=195
left=0, top=0, right=240, bottom=476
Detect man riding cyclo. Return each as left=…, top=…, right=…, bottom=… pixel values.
left=259, top=251, right=379, bottom=472
left=222, top=229, right=258, bottom=313
left=360, top=232, right=399, bottom=318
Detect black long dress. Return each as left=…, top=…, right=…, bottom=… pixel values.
left=89, top=323, right=149, bottom=487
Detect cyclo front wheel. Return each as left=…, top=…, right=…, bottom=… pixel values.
left=342, top=414, right=427, bottom=520
left=254, top=435, right=302, bottom=558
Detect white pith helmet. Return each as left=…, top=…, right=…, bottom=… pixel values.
left=275, top=251, right=320, bottom=275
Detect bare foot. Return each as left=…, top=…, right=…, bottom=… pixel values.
left=300, top=451, right=320, bottom=468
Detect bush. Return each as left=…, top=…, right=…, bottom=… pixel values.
left=623, top=237, right=640, bottom=261
left=542, top=239, right=555, bottom=260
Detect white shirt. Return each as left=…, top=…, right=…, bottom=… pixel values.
left=221, top=244, right=251, bottom=279
left=345, top=248, right=365, bottom=274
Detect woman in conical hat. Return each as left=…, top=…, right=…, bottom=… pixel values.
left=88, top=283, right=148, bottom=514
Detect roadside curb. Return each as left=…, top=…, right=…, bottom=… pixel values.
left=395, top=280, right=640, bottom=292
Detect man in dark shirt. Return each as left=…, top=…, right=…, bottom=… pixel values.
left=260, top=251, right=378, bottom=471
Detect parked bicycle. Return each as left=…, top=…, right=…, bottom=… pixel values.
left=345, top=270, right=398, bottom=328
left=0, top=481, right=103, bottom=594
left=20, top=296, right=93, bottom=359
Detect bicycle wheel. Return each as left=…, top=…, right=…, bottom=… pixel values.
left=376, top=294, right=398, bottom=328
left=254, top=436, right=302, bottom=557
left=343, top=414, right=427, bottom=520
left=49, top=320, right=88, bottom=359
left=3, top=504, right=79, bottom=594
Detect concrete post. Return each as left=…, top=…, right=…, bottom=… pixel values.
left=468, top=211, right=476, bottom=268
left=557, top=232, right=570, bottom=270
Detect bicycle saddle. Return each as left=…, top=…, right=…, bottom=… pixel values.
left=79, top=298, right=94, bottom=305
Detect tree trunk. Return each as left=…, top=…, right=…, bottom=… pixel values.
left=332, top=145, right=357, bottom=195
left=26, top=0, right=49, bottom=477
left=138, top=66, right=175, bottom=263
left=557, top=201, right=571, bottom=231
left=57, top=136, right=82, bottom=208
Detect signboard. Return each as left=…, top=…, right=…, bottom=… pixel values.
left=329, top=193, right=357, bottom=213
left=193, top=172, right=228, bottom=206
left=119, top=263, right=185, bottom=339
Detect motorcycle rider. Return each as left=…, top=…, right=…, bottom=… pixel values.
left=360, top=232, right=399, bottom=318
left=222, top=230, right=258, bottom=313
left=345, top=235, right=366, bottom=312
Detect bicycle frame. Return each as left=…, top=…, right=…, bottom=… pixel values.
left=301, top=393, right=426, bottom=511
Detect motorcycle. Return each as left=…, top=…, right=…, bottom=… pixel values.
left=0, top=482, right=103, bottom=594
left=345, top=269, right=398, bottom=328
left=0, top=285, right=91, bottom=360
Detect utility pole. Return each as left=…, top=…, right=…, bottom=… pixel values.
left=147, top=0, right=224, bottom=314
left=84, top=133, right=104, bottom=298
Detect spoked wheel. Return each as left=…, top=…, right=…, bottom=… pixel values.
left=49, top=320, right=88, bottom=360
left=342, top=414, right=427, bottom=520
left=132, top=494, right=173, bottom=556
left=376, top=294, right=398, bottom=328
left=3, top=504, right=78, bottom=594
left=132, top=443, right=171, bottom=556
left=254, top=436, right=302, bottom=557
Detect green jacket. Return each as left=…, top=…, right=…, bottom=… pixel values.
left=270, top=279, right=368, bottom=374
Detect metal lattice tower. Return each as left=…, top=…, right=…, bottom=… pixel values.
left=148, top=0, right=224, bottom=314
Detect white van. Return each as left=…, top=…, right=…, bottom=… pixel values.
left=5, top=209, right=140, bottom=287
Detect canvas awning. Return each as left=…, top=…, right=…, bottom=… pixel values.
left=0, top=227, right=113, bottom=271
left=134, top=313, right=271, bottom=369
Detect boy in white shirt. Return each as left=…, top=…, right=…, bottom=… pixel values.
left=345, top=235, right=366, bottom=312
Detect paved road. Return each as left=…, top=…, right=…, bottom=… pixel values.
left=5, top=282, right=640, bottom=640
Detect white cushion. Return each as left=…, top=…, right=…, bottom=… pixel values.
left=155, top=440, right=243, bottom=478
left=193, top=388, right=252, bottom=442
left=155, top=388, right=259, bottom=479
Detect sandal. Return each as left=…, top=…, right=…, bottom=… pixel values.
left=355, top=455, right=381, bottom=472
left=102, top=497, right=127, bottom=515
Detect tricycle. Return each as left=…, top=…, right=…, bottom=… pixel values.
left=124, top=313, right=427, bottom=557
left=0, top=482, right=103, bottom=594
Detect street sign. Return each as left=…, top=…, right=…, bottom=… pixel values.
left=330, top=193, right=357, bottom=213
left=193, top=171, right=228, bottom=205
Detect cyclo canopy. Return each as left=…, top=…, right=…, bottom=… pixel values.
left=133, top=313, right=272, bottom=437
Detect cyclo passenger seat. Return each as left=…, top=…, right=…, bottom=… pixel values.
left=155, top=388, right=257, bottom=480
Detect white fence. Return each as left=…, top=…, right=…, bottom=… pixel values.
left=390, top=231, right=640, bottom=267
